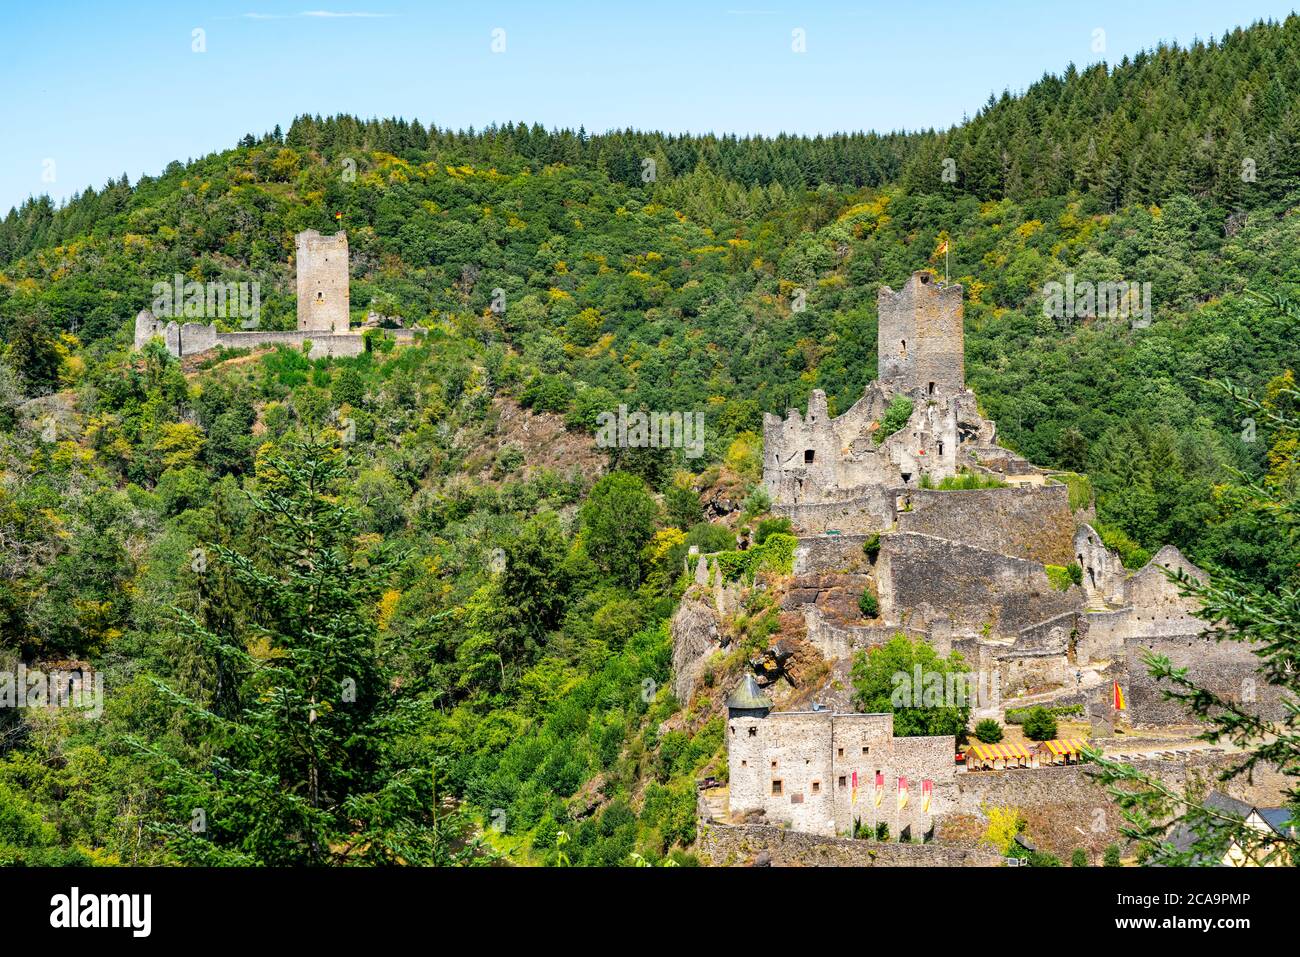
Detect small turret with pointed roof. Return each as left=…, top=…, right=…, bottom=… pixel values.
left=726, top=674, right=773, bottom=717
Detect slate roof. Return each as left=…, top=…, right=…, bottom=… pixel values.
left=726, top=674, right=774, bottom=711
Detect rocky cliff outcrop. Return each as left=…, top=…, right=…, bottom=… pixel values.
left=670, top=591, right=725, bottom=704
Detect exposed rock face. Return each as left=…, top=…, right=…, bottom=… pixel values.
left=780, top=572, right=871, bottom=624
left=670, top=592, right=724, bottom=704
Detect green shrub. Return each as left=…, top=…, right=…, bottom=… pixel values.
left=1022, top=707, right=1058, bottom=741
left=1053, top=471, right=1093, bottom=511
left=1071, top=848, right=1089, bottom=867
left=714, top=533, right=798, bottom=583
left=974, top=719, right=1004, bottom=743
left=873, top=396, right=913, bottom=444
left=859, top=590, right=879, bottom=619
left=1103, top=844, right=1122, bottom=867
left=755, top=516, right=793, bottom=544
left=1005, top=704, right=1081, bottom=725
left=1028, top=850, right=1061, bottom=867
left=863, top=532, right=881, bottom=562
left=936, top=470, right=1007, bottom=490
left=1045, top=564, right=1077, bottom=591
left=1096, top=522, right=1151, bottom=570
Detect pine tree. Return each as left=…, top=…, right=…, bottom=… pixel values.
left=134, top=439, right=488, bottom=865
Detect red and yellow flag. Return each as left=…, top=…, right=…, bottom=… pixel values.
left=921, top=779, right=933, bottom=814
left=851, top=771, right=858, bottom=804
left=1113, top=680, right=1126, bottom=711
left=874, top=772, right=884, bottom=808
left=897, top=777, right=909, bottom=811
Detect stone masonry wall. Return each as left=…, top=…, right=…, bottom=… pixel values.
left=877, top=272, right=965, bottom=398
left=1124, top=635, right=1288, bottom=724
left=954, top=751, right=1289, bottom=816
left=728, top=709, right=956, bottom=838
left=775, top=491, right=896, bottom=535
left=295, top=229, right=350, bottom=334
left=696, top=823, right=1001, bottom=867
left=876, top=532, right=1082, bottom=639
left=895, top=484, right=1075, bottom=566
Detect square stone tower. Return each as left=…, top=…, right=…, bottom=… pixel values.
left=295, top=229, right=350, bottom=335
left=877, top=271, right=964, bottom=397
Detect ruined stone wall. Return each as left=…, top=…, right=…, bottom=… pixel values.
left=955, top=752, right=1288, bottom=816
left=800, top=607, right=923, bottom=661
left=1121, top=547, right=1207, bottom=636
left=696, top=823, right=1001, bottom=867
left=775, top=490, right=895, bottom=535
left=792, top=534, right=873, bottom=574
left=877, top=272, right=964, bottom=397
left=999, top=652, right=1073, bottom=698
left=177, top=322, right=218, bottom=356
left=1080, top=609, right=1129, bottom=663
left=1124, top=635, right=1287, bottom=724
left=876, top=533, right=1082, bottom=639
left=895, top=484, right=1075, bottom=565
left=1075, top=524, right=1127, bottom=606
left=295, top=229, right=350, bottom=334
left=214, top=331, right=364, bottom=359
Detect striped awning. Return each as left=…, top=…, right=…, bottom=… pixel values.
left=1041, top=738, right=1091, bottom=756
left=968, top=742, right=1031, bottom=762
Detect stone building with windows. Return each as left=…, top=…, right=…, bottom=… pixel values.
left=725, top=675, right=955, bottom=839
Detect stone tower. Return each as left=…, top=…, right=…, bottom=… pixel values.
left=725, top=675, right=774, bottom=821
left=877, top=271, right=964, bottom=398
left=295, top=229, right=350, bottom=335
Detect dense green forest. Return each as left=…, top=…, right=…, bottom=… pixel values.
left=2, top=16, right=1300, bottom=865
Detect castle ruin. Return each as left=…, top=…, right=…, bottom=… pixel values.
left=699, top=270, right=1283, bottom=846
left=133, top=229, right=369, bottom=360
left=295, top=229, right=351, bottom=336
left=726, top=676, right=954, bottom=839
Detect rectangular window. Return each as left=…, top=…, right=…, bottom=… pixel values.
left=811, top=781, right=821, bottom=794
left=772, top=780, right=783, bottom=796
left=862, top=746, right=870, bottom=755
left=838, top=775, right=847, bottom=787
left=804, top=449, right=815, bottom=464
left=837, top=747, right=844, bottom=758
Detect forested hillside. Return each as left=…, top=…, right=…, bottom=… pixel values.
left=2, top=15, right=1300, bottom=865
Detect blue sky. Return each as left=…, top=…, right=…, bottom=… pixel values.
left=2, top=0, right=1296, bottom=213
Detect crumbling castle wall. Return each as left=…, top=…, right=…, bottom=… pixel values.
left=1124, top=635, right=1287, bottom=724
left=876, top=532, right=1082, bottom=639
left=775, top=490, right=896, bottom=535
left=696, top=823, right=1001, bottom=867
left=895, top=484, right=1075, bottom=565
